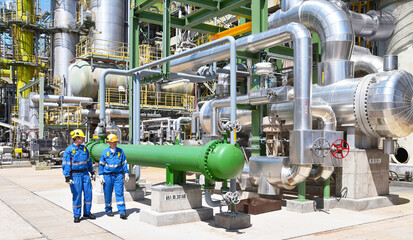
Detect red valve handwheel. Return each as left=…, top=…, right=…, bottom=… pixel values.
left=330, top=139, right=350, bottom=159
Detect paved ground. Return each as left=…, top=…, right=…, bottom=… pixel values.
left=1, top=165, right=413, bottom=240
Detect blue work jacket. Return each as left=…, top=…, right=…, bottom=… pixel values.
left=99, top=147, right=130, bottom=175
left=62, top=144, right=93, bottom=177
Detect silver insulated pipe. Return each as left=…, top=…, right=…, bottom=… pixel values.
left=349, top=10, right=395, bottom=41
left=53, top=0, right=79, bottom=96
left=269, top=0, right=355, bottom=85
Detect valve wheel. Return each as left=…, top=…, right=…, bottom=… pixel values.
left=331, top=139, right=350, bottom=159
left=311, top=137, right=331, bottom=158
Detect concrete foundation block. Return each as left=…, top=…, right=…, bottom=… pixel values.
left=92, top=182, right=145, bottom=204
left=124, top=190, right=144, bottom=201
left=314, top=197, right=338, bottom=210
left=33, top=162, right=51, bottom=170
left=335, top=194, right=399, bottom=211
left=140, top=207, right=213, bottom=226
left=124, top=174, right=137, bottom=191
left=151, top=184, right=202, bottom=212
left=286, top=199, right=316, bottom=213
left=214, top=212, right=251, bottom=230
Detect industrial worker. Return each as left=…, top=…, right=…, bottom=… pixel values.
left=62, top=129, right=96, bottom=223
left=98, top=134, right=130, bottom=220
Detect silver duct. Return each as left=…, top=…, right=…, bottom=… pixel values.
left=311, top=99, right=337, bottom=131
left=269, top=0, right=354, bottom=85
left=53, top=0, right=79, bottom=96
left=349, top=10, right=395, bottom=41
left=351, top=46, right=384, bottom=76
left=81, top=109, right=130, bottom=119
left=30, top=95, right=94, bottom=105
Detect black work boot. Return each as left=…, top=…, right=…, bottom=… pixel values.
left=120, top=213, right=127, bottom=220
left=83, top=214, right=96, bottom=220
left=74, top=217, right=80, bottom=223
left=106, top=212, right=114, bottom=217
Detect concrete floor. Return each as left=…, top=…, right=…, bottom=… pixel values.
left=1, top=165, right=413, bottom=240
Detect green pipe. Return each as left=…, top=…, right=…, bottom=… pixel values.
left=323, top=178, right=331, bottom=199
left=86, top=140, right=244, bottom=181
left=297, top=181, right=306, bottom=200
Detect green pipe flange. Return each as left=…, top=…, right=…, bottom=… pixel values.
left=202, top=140, right=225, bottom=182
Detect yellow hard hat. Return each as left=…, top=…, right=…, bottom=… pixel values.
left=106, top=134, right=119, bottom=142
left=70, top=129, right=85, bottom=139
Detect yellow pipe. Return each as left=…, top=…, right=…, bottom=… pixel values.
left=209, top=22, right=252, bottom=41
left=16, top=0, right=34, bottom=98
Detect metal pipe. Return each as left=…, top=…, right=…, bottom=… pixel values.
left=99, top=37, right=237, bottom=128
left=269, top=0, right=354, bottom=84
left=311, top=99, right=337, bottom=131
left=351, top=46, right=384, bottom=75
left=349, top=10, right=395, bottom=41
left=191, top=112, right=200, bottom=139
left=31, top=95, right=94, bottom=105
left=81, top=109, right=130, bottom=118
left=174, top=117, right=191, bottom=140
left=204, top=190, right=226, bottom=207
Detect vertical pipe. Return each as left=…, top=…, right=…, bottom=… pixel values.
left=133, top=73, right=141, bottom=180
left=298, top=181, right=306, bottom=200
left=162, top=0, right=171, bottom=75
left=38, top=77, right=44, bottom=139
left=323, top=178, right=331, bottom=199
left=229, top=37, right=237, bottom=212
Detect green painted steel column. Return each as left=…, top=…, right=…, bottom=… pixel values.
left=250, top=0, right=268, bottom=157
left=129, top=9, right=140, bottom=142
left=323, top=178, right=331, bottom=199
left=162, top=0, right=171, bottom=76
left=298, top=181, right=306, bottom=200
left=38, top=77, right=44, bottom=139
left=87, top=140, right=244, bottom=182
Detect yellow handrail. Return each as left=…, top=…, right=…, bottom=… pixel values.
left=76, top=37, right=129, bottom=60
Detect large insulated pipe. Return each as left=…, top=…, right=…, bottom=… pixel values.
left=268, top=0, right=354, bottom=85
left=173, top=23, right=312, bottom=131
left=351, top=46, right=384, bottom=76
left=349, top=10, right=395, bottom=41
left=31, top=95, right=94, bottom=105
left=86, top=140, right=244, bottom=181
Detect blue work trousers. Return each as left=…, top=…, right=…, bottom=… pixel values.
left=69, top=171, right=92, bottom=217
left=103, top=173, right=126, bottom=214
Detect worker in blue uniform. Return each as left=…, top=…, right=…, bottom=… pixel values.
left=62, top=129, right=96, bottom=223
left=99, top=134, right=130, bottom=219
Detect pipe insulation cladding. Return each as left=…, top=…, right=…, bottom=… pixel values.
left=86, top=140, right=245, bottom=181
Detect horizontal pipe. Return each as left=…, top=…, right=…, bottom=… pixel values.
left=349, top=10, right=395, bottom=41
left=87, top=140, right=244, bottom=181
left=31, top=95, right=94, bottom=105
left=351, top=46, right=384, bottom=75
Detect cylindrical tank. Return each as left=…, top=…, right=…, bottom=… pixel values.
left=53, top=0, right=79, bottom=96
left=379, top=0, right=413, bottom=165
left=86, top=140, right=244, bottom=181
left=90, top=0, right=125, bottom=55
left=69, top=60, right=128, bottom=99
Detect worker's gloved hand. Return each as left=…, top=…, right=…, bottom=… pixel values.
left=65, top=176, right=74, bottom=185
left=124, top=173, right=130, bottom=182
left=99, top=175, right=105, bottom=185
left=90, top=171, right=96, bottom=181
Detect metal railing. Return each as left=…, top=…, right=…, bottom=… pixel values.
left=46, top=106, right=82, bottom=126
left=103, top=87, right=195, bottom=111
left=139, top=44, right=162, bottom=65
left=76, top=37, right=129, bottom=60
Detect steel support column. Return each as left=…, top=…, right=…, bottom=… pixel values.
left=162, top=0, right=171, bottom=76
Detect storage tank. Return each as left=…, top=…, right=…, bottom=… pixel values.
left=90, top=0, right=125, bottom=56
left=53, top=0, right=79, bottom=96
left=69, top=60, right=128, bottom=100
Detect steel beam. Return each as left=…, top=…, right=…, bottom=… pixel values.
left=135, top=0, right=162, bottom=14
